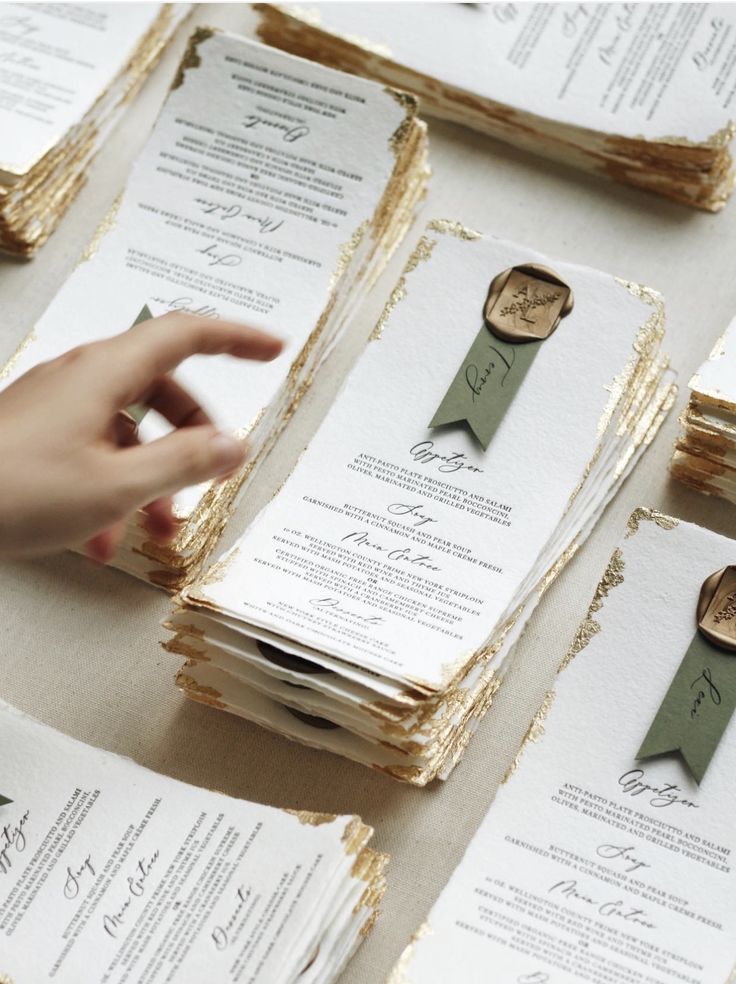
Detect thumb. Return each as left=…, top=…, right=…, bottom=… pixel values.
left=115, top=426, right=247, bottom=507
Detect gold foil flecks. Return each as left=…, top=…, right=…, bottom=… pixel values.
left=162, top=634, right=209, bottom=662
left=370, top=235, right=437, bottom=341
left=163, top=618, right=205, bottom=639
left=387, top=920, right=434, bottom=984
left=654, top=120, right=736, bottom=151
left=170, top=26, right=216, bottom=91
left=566, top=277, right=666, bottom=512
left=342, top=816, right=372, bottom=855
left=329, top=221, right=368, bottom=292
left=359, top=905, right=381, bottom=939
left=79, top=194, right=122, bottom=263
left=176, top=669, right=227, bottom=709
left=373, top=762, right=426, bottom=785
left=0, top=330, right=37, bottom=380
left=437, top=604, right=523, bottom=695
left=502, top=690, right=556, bottom=784
left=385, top=87, right=419, bottom=157
left=200, top=548, right=240, bottom=587
left=559, top=547, right=626, bottom=671
left=284, top=808, right=338, bottom=826
left=427, top=218, right=483, bottom=240
left=625, top=507, right=679, bottom=538
left=616, top=280, right=666, bottom=351
left=352, top=847, right=388, bottom=938
left=537, top=540, right=579, bottom=598
left=238, top=408, right=267, bottom=441
left=596, top=279, right=665, bottom=441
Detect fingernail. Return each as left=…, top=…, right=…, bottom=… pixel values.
left=210, top=432, right=246, bottom=474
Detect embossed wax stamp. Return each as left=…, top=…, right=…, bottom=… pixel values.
left=638, top=561, right=736, bottom=783
left=484, top=264, right=574, bottom=343
left=389, top=514, right=736, bottom=981
left=429, top=263, right=575, bottom=450
left=698, top=566, right=736, bottom=651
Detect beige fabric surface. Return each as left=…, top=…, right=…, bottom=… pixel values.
left=1, top=6, right=736, bottom=982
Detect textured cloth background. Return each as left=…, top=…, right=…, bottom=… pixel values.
left=1, top=6, right=736, bottom=982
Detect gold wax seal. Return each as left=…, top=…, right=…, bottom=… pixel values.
left=696, top=566, right=736, bottom=652
left=484, top=263, right=574, bottom=343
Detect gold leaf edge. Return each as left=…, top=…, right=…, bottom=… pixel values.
left=505, top=508, right=678, bottom=781
left=386, top=919, right=433, bottom=984
left=369, top=218, right=481, bottom=342
left=170, top=26, right=217, bottom=91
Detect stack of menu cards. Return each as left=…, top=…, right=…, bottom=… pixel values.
left=388, top=510, right=736, bottom=983
left=0, top=699, right=385, bottom=983
left=165, top=220, right=677, bottom=786
left=0, top=29, right=428, bottom=589
left=0, top=2, right=191, bottom=257
left=256, top=3, right=736, bottom=211
left=672, top=317, right=736, bottom=503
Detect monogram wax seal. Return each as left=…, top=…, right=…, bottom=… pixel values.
left=484, top=263, right=574, bottom=344
left=696, top=565, right=736, bottom=652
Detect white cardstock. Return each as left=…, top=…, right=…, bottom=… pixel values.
left=187, top=228, right=663, bottom=691
left=0, top=3, right=167, bottom=176
left=0, top=30, right=409, bottom=515
left=690, top=316, right=736, bottom=405
left=396, top=514, right=736, bottom=983
left=296, top=2, right=736, bottom=143
left=0, top=700, right=373, bottom=983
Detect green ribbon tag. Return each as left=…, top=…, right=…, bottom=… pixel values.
left=429, top=329, right=541, bottom=450
left=127, top=304, right=153, bottom=424
left=0, top=795, right=13, bottom=807
left=637, top=631, right=736, bottom=783
left=428, top=263, right=574, bottom=451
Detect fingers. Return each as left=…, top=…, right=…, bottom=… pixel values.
left=110, top=410, right=140, bottom=448
left=85, top=413, right=141, bottom=563
left=143, top=496, right=179, bottom=542
left=140, top=375, right=212, bottom=429
left=106, top=313, right=283, bottom=406
left=86, top=521, right=125, bottom=564
left=110, top=426, right=247, bottom=510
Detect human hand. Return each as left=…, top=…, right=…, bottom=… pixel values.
left=0, top=313, right=282, bottom=562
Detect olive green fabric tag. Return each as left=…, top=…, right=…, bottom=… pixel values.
left=0, top=795, right=12, bottom=807
left=127, top=304, right=153, bottom=424
left=429, top=327, right=541, bottom=450
left=637, top=631, right=736, bottom=784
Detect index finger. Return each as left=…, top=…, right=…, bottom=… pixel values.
left=103, top=313, right=284, bottom=405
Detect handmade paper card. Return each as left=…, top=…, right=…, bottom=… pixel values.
left=257, top=3, right=736, bottom=209
left=672, top=316, right=736, bottom=503
left=264, top=3, right=736, bottom=143
left=0, top=27, right=426, bottom=585
left=0, top=3, right=167, bottom=178
left=169, top=221, right=674, bottom=782
left=181, top=223, right=672, bottom=694
left=391, top=510, right=736, bottom=983
left=0, top=700, right=385, bottom=983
